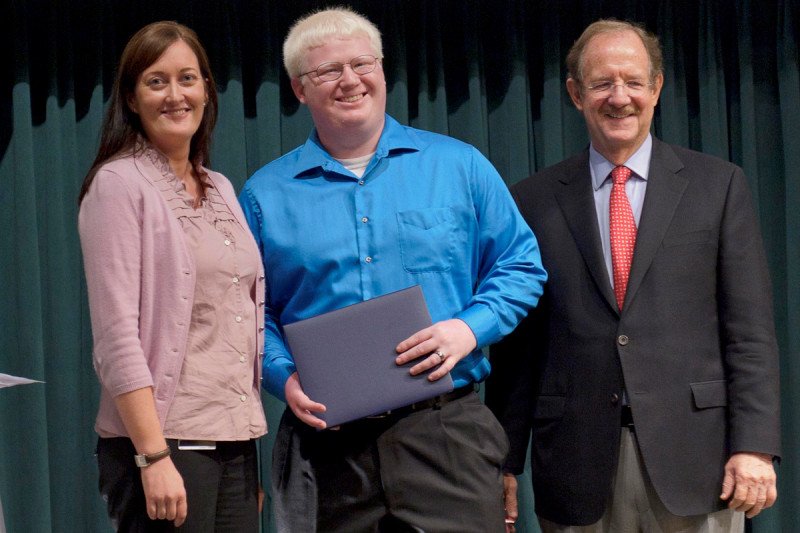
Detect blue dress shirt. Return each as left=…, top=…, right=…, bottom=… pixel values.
left=240, top=115, right=547, bottom=401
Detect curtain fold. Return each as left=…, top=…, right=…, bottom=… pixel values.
left=1, top=1, right=796, bottom=531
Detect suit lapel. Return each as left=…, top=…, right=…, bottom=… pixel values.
left=554, top=152, right=618, bottom=312
left=624, top=140, right=687, bottom=309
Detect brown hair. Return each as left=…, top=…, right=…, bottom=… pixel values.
left=79, top=21, right=218, bottom=203
left=566, top=19, right=663, bottom=84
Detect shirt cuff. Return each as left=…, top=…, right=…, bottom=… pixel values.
left=454, top=303, right=499, bottom=349
left=263, top=359, right=296, bottom=402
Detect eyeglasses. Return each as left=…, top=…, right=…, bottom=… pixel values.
left=584, top=80, right=653, bottom=96
left=299, top=55, right=382, bottom=83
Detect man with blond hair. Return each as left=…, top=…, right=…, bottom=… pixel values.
left=487, top=19, right=780, bottom=533
left=240, top=7, right=546, bottom=532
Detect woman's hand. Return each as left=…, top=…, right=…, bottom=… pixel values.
left=140, top=457, right=187, bottom=526
left=113, top=387, right=188, bottom=525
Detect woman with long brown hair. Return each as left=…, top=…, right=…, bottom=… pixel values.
left=79, top=21, right=266, bottom=531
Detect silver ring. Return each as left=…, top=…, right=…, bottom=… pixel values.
left=434, top=350, right=446, bottom=363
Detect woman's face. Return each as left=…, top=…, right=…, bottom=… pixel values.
left=129, top=39, right=207, bottom=157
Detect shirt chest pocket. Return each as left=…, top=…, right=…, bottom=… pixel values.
left=397, top=207, right=458, bottom=273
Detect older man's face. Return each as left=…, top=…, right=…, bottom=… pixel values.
left=566, top=30, right=663, bottom=164
left=291, top=35, right=386, bottom=155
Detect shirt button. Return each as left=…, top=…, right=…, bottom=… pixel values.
left=365, top=256, right=373, bottom=263
left=240, top=395, right=247, bottom=402
left=610, top=393, right=620, bottom=405
left=358, top=180, right=365, bottom=186
left=239, top=354, right=246, bottom=363
left=361, top=217, right=369, bottom=223
left=232, top=276, right=240, bottom=284
left=235, top=315, right=243, bottom=323
left=224, top=239, right=231, bottom=246
left=618, top=335, right=629, bottom=346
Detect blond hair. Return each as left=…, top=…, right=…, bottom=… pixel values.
left=283, top=7, right=383, bottom=79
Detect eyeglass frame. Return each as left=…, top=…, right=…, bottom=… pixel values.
left=582, top=79, right=655, bottom=96
left=299, top=55, right=383, bottom=83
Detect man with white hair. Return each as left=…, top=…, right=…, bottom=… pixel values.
left=240, top=7, right=546, bottom=532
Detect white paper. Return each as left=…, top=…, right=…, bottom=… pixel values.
left=0, top=373, right=41, bottom=532
left=0, top=373, right=43, bottom=388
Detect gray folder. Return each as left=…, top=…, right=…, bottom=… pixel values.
left=283, top=285, right=454, bottom=427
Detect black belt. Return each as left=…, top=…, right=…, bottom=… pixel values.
left=366, top=384, right=476, bottom=419
left=620, top=405, right=634, bottom=429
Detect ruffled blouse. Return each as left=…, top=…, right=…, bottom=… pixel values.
left=144, top=147, right=266, bottom=441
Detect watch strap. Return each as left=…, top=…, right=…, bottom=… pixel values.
left=134, top=446, right=171, bottom=468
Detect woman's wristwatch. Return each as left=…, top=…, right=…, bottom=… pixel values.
left=134, top=446, right=171, bottom=468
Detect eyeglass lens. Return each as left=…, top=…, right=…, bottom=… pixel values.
left=309, top=55, right=379, bottom=81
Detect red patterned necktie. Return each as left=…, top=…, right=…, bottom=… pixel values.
left=609, top=165, right=636, bottom=310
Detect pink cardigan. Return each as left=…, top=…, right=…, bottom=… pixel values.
left=79, top=152, right=266, bottom=438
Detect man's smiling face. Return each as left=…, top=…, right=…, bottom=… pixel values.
left=291, top=35, right=386, bottom=152
left=566, top=29, right=663, bottom=164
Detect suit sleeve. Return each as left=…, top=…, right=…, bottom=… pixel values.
left=485, top=311, right=540, bottom=474
left=718, top=168, right=781, bottom=458
left=484, top=184, right=543, bottom=474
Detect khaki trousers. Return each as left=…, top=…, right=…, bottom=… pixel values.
left=539, top=428, right=743, bottom=533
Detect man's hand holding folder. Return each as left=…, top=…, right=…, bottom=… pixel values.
left=287, top=316, right=475, bottom=430
left=394, top=318, right=477, bottom=382
left=284, top=372, right=328, bottom=430
left=282, top=286, right=456, bottom=428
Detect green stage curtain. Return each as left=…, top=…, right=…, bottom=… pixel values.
left=1, top=1, right=797, bottom=531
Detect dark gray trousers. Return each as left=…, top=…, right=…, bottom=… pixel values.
left=271, top=391, right=508, bottom=533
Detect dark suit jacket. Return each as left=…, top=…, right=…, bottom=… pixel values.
left=486, top=138, right=781, bottom=525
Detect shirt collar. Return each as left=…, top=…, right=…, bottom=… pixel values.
left=589, top=134, right=653, bottom=190
left=291, top=114, right=421, bottom=179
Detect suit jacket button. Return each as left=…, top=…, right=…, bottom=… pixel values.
left=617, top=334, right=629, bottom=346
left=610, top=393, right=619, bottom=405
